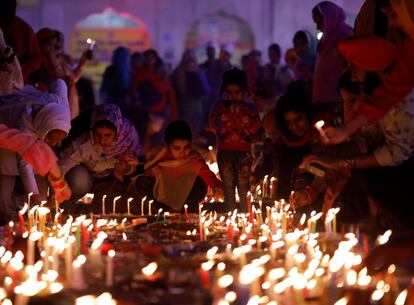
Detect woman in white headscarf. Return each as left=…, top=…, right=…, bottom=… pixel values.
left=0, top=79, right=71, bottom=222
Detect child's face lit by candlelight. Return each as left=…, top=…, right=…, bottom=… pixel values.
left=167, top=139, right=191, bottom=160
left=224, top=84, right=245, bottom=102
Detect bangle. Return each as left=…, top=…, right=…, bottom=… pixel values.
left=342, top=159, right=355, bottom=169
left=304, top=185, right=317, bottom=203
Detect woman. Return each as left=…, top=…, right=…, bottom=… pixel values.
left=172, top=49, right=210, bottom=135
left=100, top=47, right=131, bottom=110
left=272, top=86, right=319, bottom=200
left=59, top=103, right=142, bottom=203
left=130, top=49, right=178, bottom=151
left=0, top=79, right=71, bottom=220
left=312, top=1, right=353, bottom=105
left=304, top=36, right=414, bottom=227
left=137, top=120, right=222, bottom=213
left=292, top=30, right=317, bottom=84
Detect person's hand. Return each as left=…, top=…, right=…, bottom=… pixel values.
left=291, top=190, right=311, bottom=209
left=302, top=155, right=341, bottom=170
left=362, top=240, right=414, bottom=274
left=48, top=174, right=72, bottom=204
left=114, top=157, right=137, bottom=181
left=212, top=185, right=224, bottom=201
left=323, top=126, right=350, bottom=144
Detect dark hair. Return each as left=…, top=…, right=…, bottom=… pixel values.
left=92, top=119, right=117, bottom=133
left=143, top=49, right=163, bottom=70
left=338, top=70, right=382, bottom=95
left=312, top=5, right=323, bottom=19
left=164, top=120, right=192, bottom=144
left=268, top=43, right=281, bottom=56
left=375, top=0, right=391, bottom=8
left=338, top=70, right=361, bottom=95
left=293, top=31, right=308, bottom=45
left=275, top=88, right=312, bottom=137
left=220, top=68, right=248, bottom=94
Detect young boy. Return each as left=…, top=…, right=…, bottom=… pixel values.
left=209, top=68, right=261, bottom=212
left=137, top=120, right=223, bottom=213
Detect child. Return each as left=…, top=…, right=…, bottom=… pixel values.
left=137, top=120, right=223, bottom=213
left=209, top=68, right=261, bottom=211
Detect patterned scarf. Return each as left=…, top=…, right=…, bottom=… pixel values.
left=91, top=103, right=141, bottom=160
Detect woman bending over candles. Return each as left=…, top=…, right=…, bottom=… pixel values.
left=136, top=120, right=223, bottom=213
left=58, top=103, right=142, bottom=210
left=0, top=79, right=71, bottom=222
left=0, top=123, right=70, bottom=224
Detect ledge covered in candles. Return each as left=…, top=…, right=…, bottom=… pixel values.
left=0, top=192, right=412, bottom=305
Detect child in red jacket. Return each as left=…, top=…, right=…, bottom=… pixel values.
left=210, top=68, right=261, bottom=211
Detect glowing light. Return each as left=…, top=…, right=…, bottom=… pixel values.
left=142, top=262, right=158, bottom=276
left=395, top=289, right=408, bottom=305
left=218, top=274, right=234, bottom=288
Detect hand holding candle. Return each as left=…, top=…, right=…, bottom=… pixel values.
left=314, top=120, right=330, bottom=143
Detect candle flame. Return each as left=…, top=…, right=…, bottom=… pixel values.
left=142, top=262, right=158, bottom=276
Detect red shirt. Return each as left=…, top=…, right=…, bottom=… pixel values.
left=2, top=16, right=42, bottom=83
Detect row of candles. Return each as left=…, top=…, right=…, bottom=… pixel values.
left=0, top=195, right=412, bottom=305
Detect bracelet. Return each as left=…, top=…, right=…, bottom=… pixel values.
left=304, top=185, right=317, bottom=203
left=342, top=159, right=355, bottom=170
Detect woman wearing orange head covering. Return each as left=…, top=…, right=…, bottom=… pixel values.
left=323, top=0, right=414, bottom=144
left=304, top=36, right=414, bottom=228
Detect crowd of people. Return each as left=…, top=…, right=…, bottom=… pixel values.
left=1, top=0, right=414, bottom=257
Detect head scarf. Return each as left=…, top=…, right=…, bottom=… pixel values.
left=33, top=103, right=71, bottom=140
left=314, top=1, right=353, bottom=53
left=111, top=46, right=131, bottom=91
left=91, top=103, right=141, bottom=159
left=338, top=36, right=398, bottom=71
left=391, top=0, right=414, bottom=39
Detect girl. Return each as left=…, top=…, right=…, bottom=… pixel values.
left=210, top=68, right=261, bottom=212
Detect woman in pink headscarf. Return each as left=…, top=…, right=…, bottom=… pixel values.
left=312, top=1, right=353, bottom=106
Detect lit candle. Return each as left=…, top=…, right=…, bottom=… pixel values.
left=270, top=177, right=278, bottom=199
left=71, top=255, right=87, bottom=290
left=27, top=192, right=33, bottom=210
left=113, top=196, right=121, bottom=215
left=141, top=196, right=147, bottom=216
left=148, top=200, right=153, bottom=216
left=65, top=236, right=75, bottom=282
left=18, top=204, right=28, bottom=235
left=27, top=231, right=42, bottom=265
left=36, top=207, right=50, bottom=234
left=102, top=195, right=107, bottom=215
left=127, top=198, right=133, bottom=216
left=184, top=204, right=189, bottom=222
left=314, top=120, right=330, bottom=143
left=156, top=209, right=163, bottom=221
left=247, top=192, right=253, bottom=223
left=199, top=204, right=204, bottom=241
left=106, top=250, right=115, bottom=287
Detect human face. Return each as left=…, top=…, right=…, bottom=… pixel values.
left=284, top=111, right=309, bottom=137
left=44, top=129, right=67, bottom=146
left=312, top=11, right=324, bottom=32
left=340, top=88, right=359, bottom=123
left=381, top=6, right=401, bottom=29
left=167, top=139, right=191, bottom=160
left=92, top=126, right=117, bottom=148
left=224, top=84, right=245, bottom=102
left=294, top=38, right=309, bottom=58
left=349, top=63, right=367, bottom=83
left=268, top=49, right=280, bottom=66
